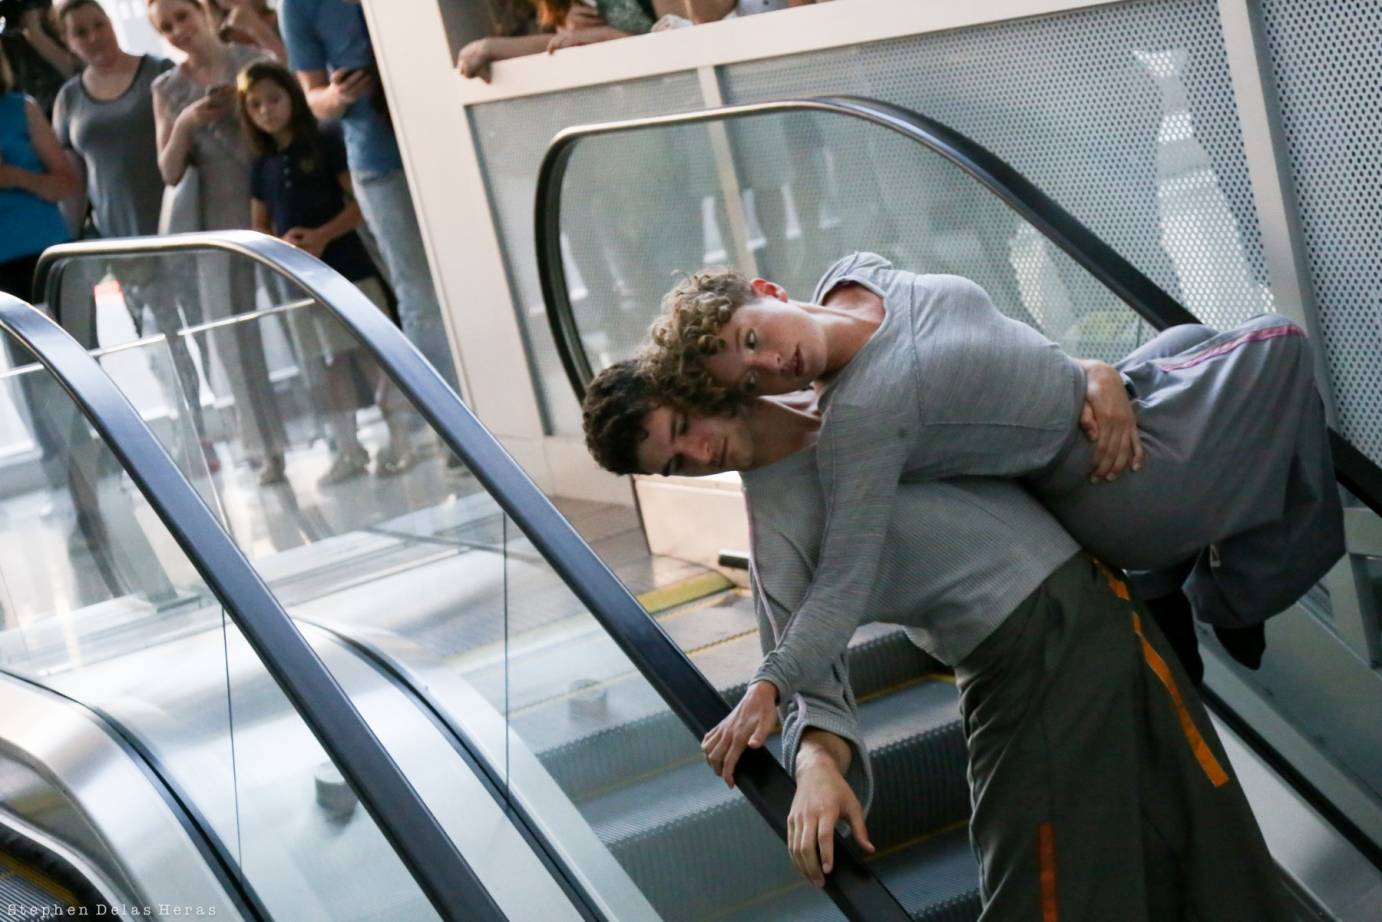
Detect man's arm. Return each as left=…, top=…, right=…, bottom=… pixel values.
left=20, top=10, right=79, bottom=78
left=1073, top=357, right=1143, bottom=481
left=455, top=34, right=550, bottom=82
left=0, top=97, right=80, bottom=203
left=679, top=0, right=736, bottom=22
left=296, top=68, right=373, bottom=123
left=789, top=728, right=873, bottom=887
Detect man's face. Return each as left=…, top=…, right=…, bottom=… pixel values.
left=635, top=404, right=754, bottom=477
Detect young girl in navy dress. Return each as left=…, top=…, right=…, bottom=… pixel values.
left=238, top=59, right=414, bottom=486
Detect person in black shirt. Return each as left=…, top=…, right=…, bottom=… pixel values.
left=239, top=59, right=413, bottom=486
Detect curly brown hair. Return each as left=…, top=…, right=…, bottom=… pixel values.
left=640, top=267, right=756, bottom=409
left=582, top=360, right=661, bottom=475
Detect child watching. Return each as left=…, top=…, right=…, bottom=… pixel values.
left=238, top=59, right=413, bottom=485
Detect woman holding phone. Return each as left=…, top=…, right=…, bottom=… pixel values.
left=149, top=0, right=288, bottom=483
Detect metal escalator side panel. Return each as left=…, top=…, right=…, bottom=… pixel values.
left=293, top=621, right=647, bottom=922
left=0, top=673, right=246, bottom=919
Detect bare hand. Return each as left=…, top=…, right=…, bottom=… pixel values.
left=1079, top=360, right=1143, bottom=482
left=547, top=31, right=591, bottom=54
left=789, top=761, right=874, bottom=887
left=562, top=4, right=606, bottom=31
left=283, top=226, right=327, bottom=258
left=329, top=68, right=374, bottom=106
left=701, top=680, right=778, bottom=786
left=179, top=94, right=228, bottom=129
left=456, top=38, right=494, bottom=82
left=20, top=7, right=45, bottom=34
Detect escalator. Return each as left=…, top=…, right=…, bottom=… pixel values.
left=530, top=97, right=1382, bottom=919
left=5, top=235, right=902, bottom=921
left=0, top=95, right=1375, bottom=922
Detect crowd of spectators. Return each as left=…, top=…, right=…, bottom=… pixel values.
left=457, top=0, right=820, bottom=82
left=0, top=0, right=457, bottom=487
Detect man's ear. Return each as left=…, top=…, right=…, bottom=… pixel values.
left=750, top=278, right=788, bottom=302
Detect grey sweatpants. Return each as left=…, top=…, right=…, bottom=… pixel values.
left=954, top=554, right=1291, bottom=921
left=1033, top=316, right=1344, bottom=628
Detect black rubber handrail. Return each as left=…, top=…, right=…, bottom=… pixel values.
left=0, top=290, right=505, bottom=922
left=533, top=95, right=1382, bottom=520
left=37, top=233, right=910, bottom=921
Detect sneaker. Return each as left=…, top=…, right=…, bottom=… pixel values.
left=317, top=448, right=368, bottom=487
left=375, top=443, right=415, bottom=478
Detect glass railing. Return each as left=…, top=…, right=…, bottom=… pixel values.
left=0, top=324, right=443, bottom=919
left=0, top=291, right=513, bottom=921
left=36, top=234, right=897, bottom=921
left=535, top=97, right=1382, bottom=859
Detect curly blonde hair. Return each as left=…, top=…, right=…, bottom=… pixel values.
left=639, top=267, right=755, bottom=409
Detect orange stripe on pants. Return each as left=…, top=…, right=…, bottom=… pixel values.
left=1039, top=821, right=1058, bottom=922
left=1131, top=613, right=1230, bottom=787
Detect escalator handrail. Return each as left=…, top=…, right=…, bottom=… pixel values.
left=0, top=289, right=505, bottom=922
left=33, top=232, right=914, bottom=922
left=532, top=94, right=1382, bottom=519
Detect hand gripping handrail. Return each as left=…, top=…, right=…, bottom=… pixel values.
left=36, top=231, right=913, bottom=921
left=0, top=288, right=505, bottom=922
left=532, top=95, right=1382, bottom=519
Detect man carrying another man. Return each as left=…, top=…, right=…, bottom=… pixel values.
left=580, top=358, right=1292, bottom=920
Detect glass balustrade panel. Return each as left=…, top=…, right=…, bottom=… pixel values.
left=0, top=325, right=441, bottom=920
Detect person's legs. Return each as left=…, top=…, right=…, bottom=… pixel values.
left=1116, top=323, right=1217, bottom=369
left=351, top=169, right=460, bottom=393
left=956, top=555, right=1293, bottom=921
left=354, top=276, right=414, bottom=475
left=200, top=255, right=286, bottom=475
left=957, top=555, right=1150, bottom=921
left=1112, top=565, right=1294, bottom=921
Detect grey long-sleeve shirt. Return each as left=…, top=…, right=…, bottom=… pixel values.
left=743, top=449, right=1077, bottom=811
left=752, top=253, right=1085, bottom=700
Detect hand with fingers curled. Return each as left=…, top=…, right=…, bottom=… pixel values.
left=1077, top=358, right=1144, bottom=482
left=701, top=679, right=779, bottom=787
left=789, top=730, right=874, bottom=888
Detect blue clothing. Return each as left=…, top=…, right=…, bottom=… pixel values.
left=279, top=0, right=401, bottom=173
left=251, top=123, right=375, bottom=282
left=0, top=93, right=70, bottom=263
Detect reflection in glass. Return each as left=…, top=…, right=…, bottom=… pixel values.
left=556, top=111, right=1167, bottom=374
left=0, top=325, right=442, bottom=919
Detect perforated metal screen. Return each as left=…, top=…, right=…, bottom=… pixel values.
left=721, top=0, right=1274, bottom=336
left=473, top=2, right=1309, bottom=440
left=1259, top=0, right=1382, bottom=469
left=470, top=74, right=707, bottom=433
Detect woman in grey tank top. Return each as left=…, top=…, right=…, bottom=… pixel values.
left=50, top=0, right=223, bottom=468
left=149, top=0, right=287, bottom=481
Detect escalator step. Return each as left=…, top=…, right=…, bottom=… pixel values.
left=512, top=617, right=944, bottom=801
left=575, top=679, right=970, bottom=919
left=461, top=590, right=758, bottom=714
left=871, top=828, right=981, bottom=922
left=708, top=826, right=980, bottom=922
left=0, top=853, right=82, bottom=917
